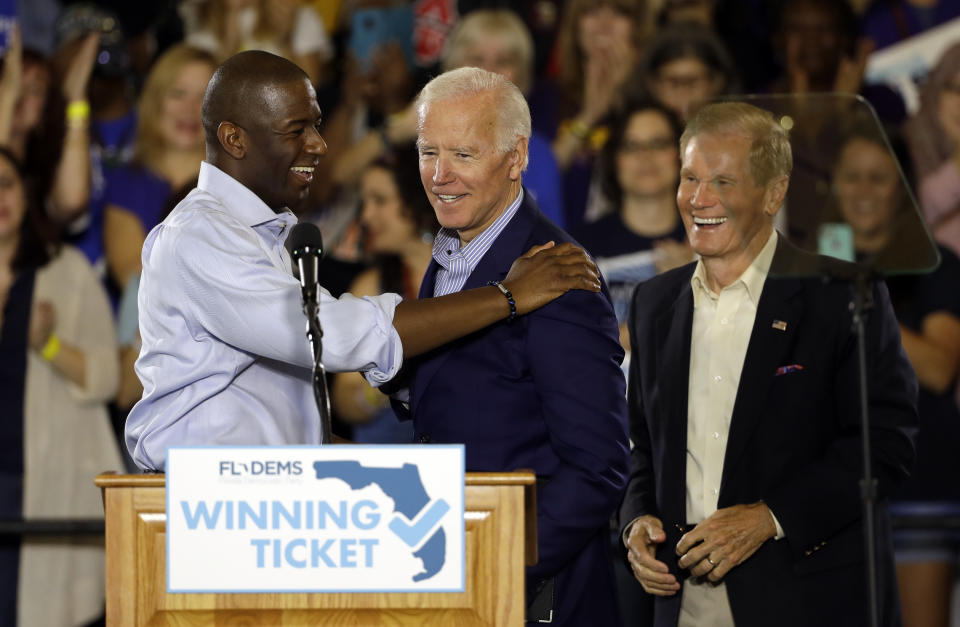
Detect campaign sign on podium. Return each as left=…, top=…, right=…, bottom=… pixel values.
left=166, top=445, right=465, bottom=593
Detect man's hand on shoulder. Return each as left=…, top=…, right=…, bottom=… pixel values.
left=393, top=243, right=599, bottom=358
left=502, top=242, right=601, bottom=315
left=625, top=515, right=679, bottom=596
left=676, top=502, right=777, bottom=582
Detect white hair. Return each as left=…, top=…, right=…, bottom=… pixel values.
left=441, top=9, right=535, bottom=93
left=415, top=67, right=531, bottom=169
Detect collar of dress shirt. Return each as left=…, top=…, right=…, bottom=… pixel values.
left=197, top=161, right=296, bottom=230
left=691, top=229, right=778, bottom=306
left=431, top=188, right=524, bottom=271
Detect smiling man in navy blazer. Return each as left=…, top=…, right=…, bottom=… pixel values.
left=396, top=67, right=630, bottom=625
left=620, top=101, right=918, bottom=627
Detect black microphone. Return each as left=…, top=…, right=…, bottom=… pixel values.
left=289, top=222, right=323, bottom=308
left=288, top=222, right=333, bottom=444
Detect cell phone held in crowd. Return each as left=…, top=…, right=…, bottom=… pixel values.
left=347, top=5, right=414, bottom=73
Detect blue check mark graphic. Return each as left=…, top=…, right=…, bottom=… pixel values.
left=389, top=499, right=450, bottom=547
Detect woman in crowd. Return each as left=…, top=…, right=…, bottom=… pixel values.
left=629, top=21, right=737, bottom=122
left=101, top=44, right=215, bottom=409
left=332, top=148, right=437, bottom=443
left=245, top=0, right=331, bottom=87
left=905, top=42, right=960, bottom=261
left=0, top=27, right=100, bottom=227
left=181, top=0, right=330, bottom=86
left=572, top=100, right=691, bottom=351
left=549, top=0, right=648, bottom=228
left=0, top=146, right=123, bottom=626
left=833, top=128, right=960, bottom=627
left=771, top=0, right=904, bottom=125
left=180, top=0, right=251, bottom=62
left=54, top=6, right=141, bottom=275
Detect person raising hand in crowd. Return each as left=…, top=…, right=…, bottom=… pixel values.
left=0, top=25, right=100, bottom=227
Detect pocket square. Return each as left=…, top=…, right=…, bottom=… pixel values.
left=775, top=364, right=804, bottom=376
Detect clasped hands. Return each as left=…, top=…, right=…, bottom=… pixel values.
left=625, top=502, right=776, bottom=596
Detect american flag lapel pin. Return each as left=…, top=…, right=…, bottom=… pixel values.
left=772, top=320, right=788, bottom=331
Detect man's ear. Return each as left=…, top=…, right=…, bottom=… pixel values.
left=507, top=135, right=529, bottom=181
left=217, top=121, right=246, bottom=159
left=763, top=175, right=790, bottom=217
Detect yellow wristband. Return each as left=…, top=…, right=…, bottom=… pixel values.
left=41, top=333, right=61, bottom=361
left=362, top=383, right=385, bottom=408
left=568, top=119, right=592, bottom=141
left=66, top=100, right=90, bottom=123
left=386, top=111, right=404, bottom=127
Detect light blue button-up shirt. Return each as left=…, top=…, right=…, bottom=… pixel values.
left=125, top=162, right=403, bottom=470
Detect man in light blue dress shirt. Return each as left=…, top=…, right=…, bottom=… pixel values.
left=124, top=51, right=601, bottom=471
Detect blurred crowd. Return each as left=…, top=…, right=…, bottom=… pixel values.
left=1, top=0, right=959, bottom=625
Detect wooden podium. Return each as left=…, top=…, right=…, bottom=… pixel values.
left=95, top=471, right=536, bottom=626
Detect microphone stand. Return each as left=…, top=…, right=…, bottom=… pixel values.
left=817, top=260, right=880, bottom=627
left=303, top=299, right=333, bottom=445
left=291, top=222, right=333, bottom=444
left=850, top=269, right=879, bottom=627
left=828, top=262, right=880, bottom=627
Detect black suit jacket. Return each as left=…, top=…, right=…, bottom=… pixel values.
left=397, top=192, right=630, bottom=626
left=620, top=236, right=918, bottom=627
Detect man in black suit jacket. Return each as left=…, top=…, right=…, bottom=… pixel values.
left=620, top=101, right=917, bottom=626
left=399, top=67, right=629, bottom=625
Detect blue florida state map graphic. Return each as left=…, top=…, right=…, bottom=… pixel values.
left=313, top=461, right=450, bottom=582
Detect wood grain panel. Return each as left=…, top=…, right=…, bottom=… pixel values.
left=96, top=472, right=534, bottom=626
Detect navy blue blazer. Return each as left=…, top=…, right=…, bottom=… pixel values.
left=401, top=192, right=630, bottom=626
left=620, top=237, right=918, bottom=627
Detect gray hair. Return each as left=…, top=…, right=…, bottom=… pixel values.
left=415, top=67, right=531, bottom=169
left=680, top=101, right=793, bottom=186
left=442, top=9, right=535, bottom=94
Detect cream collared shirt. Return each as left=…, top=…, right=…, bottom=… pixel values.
left=679, top=229, right=778, bottom=627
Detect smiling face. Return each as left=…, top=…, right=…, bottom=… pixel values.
left=237, top=78, right=327, bottom=210
left=677, top=131, right=782, bottom=279
left=834, top=137, right=901, bottom=249
left=159, top=60, right=215, bottom=152
left=360, top=166, right=418, bottom=254
left=417, top=92, right=526, bottom=243
left=0, top=154, right=26, bottom=244
left=616, top=109, right=679, bottom=199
